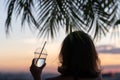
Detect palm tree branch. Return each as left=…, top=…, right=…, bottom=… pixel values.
left=5, top=0, right=16, bottom=33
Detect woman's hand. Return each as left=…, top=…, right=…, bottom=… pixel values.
left=30, top=59, right=46, bottom=80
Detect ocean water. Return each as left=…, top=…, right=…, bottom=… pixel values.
left=0, top=72, right=120, bottom=80
left=102, top=73, right=120, bottom=80
left=0, top=72, right=32, bottom=80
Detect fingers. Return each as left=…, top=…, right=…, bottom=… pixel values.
left=31, top=58, right=35, bottom=65
left=40, top=63, right=46, bottom=69
left=30, top=59, right=46, bottom=69
left=30, top=59, right=36, bottom=71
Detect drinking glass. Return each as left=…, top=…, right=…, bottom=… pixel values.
left=34, top=47, right=47, bottom=67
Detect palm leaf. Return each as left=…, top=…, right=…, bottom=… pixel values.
left=5, top=0, right=16, bottom=33
left=5, top=0, right=118, bottom=39
left=5, top=0, right=38, bottom=32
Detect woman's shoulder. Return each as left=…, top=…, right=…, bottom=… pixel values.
left=45, top=75, right=62, bottom=80
left=45, top=78, right=101, bottom=80
left=45, top=76, right=102, bottom=80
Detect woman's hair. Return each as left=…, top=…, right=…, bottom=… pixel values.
left=58, top=31, right=101, bottom=78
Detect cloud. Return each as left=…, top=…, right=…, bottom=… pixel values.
left=103, top=65, right=120, bottom=69
left=96, top=45, right=120, bottom=54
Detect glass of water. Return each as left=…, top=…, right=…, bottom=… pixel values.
left=34, top=45, right=47, bottom=67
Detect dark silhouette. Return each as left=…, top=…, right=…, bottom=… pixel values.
left=30, top=31, right=102, bottom=80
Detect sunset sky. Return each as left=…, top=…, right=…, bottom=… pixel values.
left=0, top=0, right=120, bottom=73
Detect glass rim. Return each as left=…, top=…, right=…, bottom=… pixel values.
left=34, top=52, right=47, bottom=54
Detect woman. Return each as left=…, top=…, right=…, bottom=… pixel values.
left=30, top=31, right=102, bottom=80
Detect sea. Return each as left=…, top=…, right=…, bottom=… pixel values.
left=0, top=72, right=120, bottom=80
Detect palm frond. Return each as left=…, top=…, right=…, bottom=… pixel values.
left=5, top=0, right=118, bottom=39
left=5, top=0, right=38, bottom=33
left=5, top=0, right=16, bottom=33
left=87, top=0, right=117, bottom=38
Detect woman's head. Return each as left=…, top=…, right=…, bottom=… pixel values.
left=58, top=31, right=101, bottom=78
